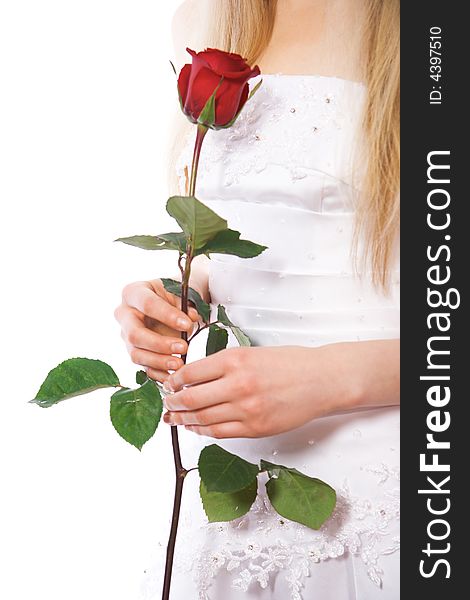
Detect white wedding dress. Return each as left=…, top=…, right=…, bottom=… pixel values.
left=140, top=73, right=400, bottom=599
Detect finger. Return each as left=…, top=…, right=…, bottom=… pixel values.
left=143, top=315, right=180, bottom=336
left=148, top=279, right=203, bottom=322
left=142, top=314, right=198, bottom=339
left=184, top=422, right=245, bottom=439
left=166, top=352, right=227, bottom=392
left=120, top=310, right=188, bottom=355
left=123, top=283, right=193, bottom=332
left=166, top=294, right=201, bottom=322
left=188, top=305, right=202, bottom=321
left=145, top=367, right=170, bottom=383
left=126, top=344, right=184, bottom=372
left=163, top=379, right=230, bottom=411
left=163, top=402, right=240, bottom=426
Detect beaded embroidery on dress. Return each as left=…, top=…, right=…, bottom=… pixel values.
left=140, top=74, right=400, bottom=600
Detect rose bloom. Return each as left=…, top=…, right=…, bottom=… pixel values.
left=177, top=47, right=260, bottom=129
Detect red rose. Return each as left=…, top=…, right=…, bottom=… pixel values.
left=177, top=48, right=261, bottom=129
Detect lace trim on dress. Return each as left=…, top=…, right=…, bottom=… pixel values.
left=170, top=464, right=400, bottom=600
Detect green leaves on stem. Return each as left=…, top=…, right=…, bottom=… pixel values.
left=167, top=196, right=227, bottom=250
left=200, top=479, right=258, bottom=522
left=198, top=444, right=259, bottom=493
left=30, top=358, right=120, bottom=407
left=31, top=358, right=163, bottom=451
left=203, top=305, right=252, bottom=348
left=200, top=228, right=267, bottom=258
left=114, top=233, right=186, bottom=253
left=114, top=196, right=266, bottom=260
left=198, top=445, right=259, bottom=523
left=31, top=185, right=335, bottom=529
left=110, top=379, right=163, bottom=451
left=161, top=278, right=210, bottom=323
left=197, top=445, right=336, bottom=529
left=261, top=460, right=337, bottom=530
left=217, top=305, right=251, bottom=346
left=160, top=278, right=251, bottom=351
left=135, top=370, right=148, bottom=385
left=206, top=325, right=228, bottom=355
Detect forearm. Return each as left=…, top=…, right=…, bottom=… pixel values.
left=317, top=339, right=400, bottom=415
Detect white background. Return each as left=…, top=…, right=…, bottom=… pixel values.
left=0, top=2, right=189, bottom=598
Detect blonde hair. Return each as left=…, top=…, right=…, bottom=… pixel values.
left=173, top=0, right=400, bottom=289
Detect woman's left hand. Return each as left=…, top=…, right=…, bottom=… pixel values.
left=160, top=344, right=362, bottom=438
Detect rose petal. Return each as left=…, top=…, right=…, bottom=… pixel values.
left=185, top=49, right=216, bottom=113
left=214, top=79, right=247, bottom=126
left=184, top=66, right=222, bottom=121
left=177, top=63, right=192, bottom=106
left=236, top=83, right=249, bottom=115
left=201, top=48, right=248, bottom=74
left=188, top=47, right=260, bottom=80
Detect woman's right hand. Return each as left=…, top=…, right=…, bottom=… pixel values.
left=114, top=279, right=201, bottom=383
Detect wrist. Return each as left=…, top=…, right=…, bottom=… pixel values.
left=312, top=343, right=366, bottom=416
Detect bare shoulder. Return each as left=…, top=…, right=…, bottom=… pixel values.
left=172, top=0, right=206, bottom=69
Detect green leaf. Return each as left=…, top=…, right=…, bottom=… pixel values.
left=262, top=460, right=336, bottom=530
left=114, top=233, right=187, bottom=253
left=110, top=379, right=163, bottom=451
left=217, top=305, right=251, bottom=347
left=196, top=228, right=267, bottom=258
left=260, top=459, right=282, bottom=476
left=198, top=444, right=259, bottom=493
left=114, top=235, right=162, bottom=250
left=135, top=370, right=147, bottom=385
left=161, top=277, right=210, bottom=323
left=169, top=60, right=177, bottom=76
left=160, top=277, right=182, bottom=296
left=30, top=358, right=120, bottom=408
left=197, top=77, right=224, bottom=127
left=166, top=196, right=227, bottom=250
left=155, top=233, right=187, bottom=252
left=199, top=479, right=257, bottom=522
left=206, top=325, right=229, bottom=356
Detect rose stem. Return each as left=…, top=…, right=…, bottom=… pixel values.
left=188, top=124, right=208, bottom=196
left=161, top=123, right=207, bottom=600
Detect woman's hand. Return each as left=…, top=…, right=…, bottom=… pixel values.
left=162, top=346, right=338, bottom=438
left=162, top=340, right=400, bottom=438
left=114, top=279, right=201, bottom=383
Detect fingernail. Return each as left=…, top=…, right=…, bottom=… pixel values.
left=177, top=317, right=191, bottom=330
left=171, top=342, right=186, bottom=354
left=167, top=360, right=178, bottom=370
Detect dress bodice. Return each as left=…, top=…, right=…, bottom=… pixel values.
left=176, top=73, right=400, bottom=349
